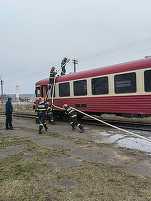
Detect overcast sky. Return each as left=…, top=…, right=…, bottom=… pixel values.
left=0, top=0, right=151, bottom=94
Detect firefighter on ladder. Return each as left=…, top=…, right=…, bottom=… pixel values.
left=49, top=66, right=57, bottom=85
left=48, top=66, right=57, bottom=97
left=36, top=97, right=48, bottom=134
left=63, top=104, right=84, bottom=133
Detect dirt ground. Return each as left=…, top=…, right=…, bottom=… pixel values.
left=0, top=116, right=151, bottom=201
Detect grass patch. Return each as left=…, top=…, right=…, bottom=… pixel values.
left=0, top=148, right=151, bottom=200
left=50, top=162, right=151, bottom=201
left=73, top=138, right=92, bottom=145
left=0, top=128, right=151, bottom=200
left=0, top=137, right=30, bottom=149
left=0, top=153, right=47, bottom=182
left=0, top=135, right=70, bottom=158
left=45, top=131, right=64, bottom=138
left=0, top=154, right=54, bottom=201
left=49, top=145, right=71, bottom=157
left=26, top=141, right=71, bottom=159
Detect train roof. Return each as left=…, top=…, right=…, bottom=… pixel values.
left=36, top=57, right=151, bottom=86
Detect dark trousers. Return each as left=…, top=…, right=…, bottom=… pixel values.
left=5, top=114, right=13, bottom=129
left=70, top=117, right=83, bottom=130
left=38, top=113, right=47, bottom=132
left=48, top=111, right=54, bottom=123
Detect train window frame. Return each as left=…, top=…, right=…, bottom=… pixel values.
left=73, top=80, right=87, bottom=96
left=42, top=85, right=48, bottom=97
left=40, top=87, right=44, bottom=97
left=35, top=87, right=41, bottom=97
left=114, top=72, right=136, bottom=94
left=144, top=69, right=151, bottom=92
left=59, top=82, right=70, bottom=97
left=48, top=84, right=56, bottom=98
left=91, top=76, right=109, bottom=95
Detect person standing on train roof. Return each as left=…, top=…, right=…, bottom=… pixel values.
left=61, top=57, right=68, bottom=76
left=63, top=104, right=84, bottom=133
left=5, top=97, right=13, bottom=130
left=36, top=97, right=48, bottom=134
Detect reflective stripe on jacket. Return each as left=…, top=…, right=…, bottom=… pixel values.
left=36, top=101, right=48, bottom=113
left=66, top=107, right=77, bottom=119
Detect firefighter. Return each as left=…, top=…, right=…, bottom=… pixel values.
left=48, top=66, right=57, bottom=98
left=5, top=97, right=13, bottom=130
left=36, top=97, right=48, bottom=134
left=47, top=104, right=55, bottom=124
left=33, top=97, right=40, bottom=124
left=49, top=66, right=57, bottom=85
left=33, top=97, right=40, bottom=110
left=61, top=57, right=68, bottom=76
left=63, top=104, right=84, bottom=133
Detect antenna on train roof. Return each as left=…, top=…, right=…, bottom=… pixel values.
left=72, top=58, right=78, bottom=73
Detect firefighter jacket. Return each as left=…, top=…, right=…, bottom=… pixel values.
left=49, top=71, right=57, bottom=79
left=65, top=107, right=77, bottom=119
left=47, top=106, right=53, bottom=113
left=36, top=101, right=48, bottom=114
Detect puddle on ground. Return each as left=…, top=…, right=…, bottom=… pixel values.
left=118, top=138, right=151, bottom=153
left=94, top=129, right=151, bottom=154
left=98, top=131, right=113, bottom=137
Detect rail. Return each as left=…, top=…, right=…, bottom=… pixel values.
left=2, top=111, right=151, bottom=132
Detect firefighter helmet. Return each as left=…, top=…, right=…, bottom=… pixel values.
left=50, top=66, right=55, bottom=71
left=63, top=104, right=68, bottom=109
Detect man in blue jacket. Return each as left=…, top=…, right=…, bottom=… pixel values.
left=5, top=97, right=13, bottom=130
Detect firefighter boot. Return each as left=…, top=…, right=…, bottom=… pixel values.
left=39, top=125, right=43, bottom=134
left=79, top=124, right=84, bottom=133
left=72, top=126, right=75, bottom=131
left=44, top=123, right=48, bottom=132
left=50, top=118, right=55, bottom=124
left=70, top=122, right=75, bottom=130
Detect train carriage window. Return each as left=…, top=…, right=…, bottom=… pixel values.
left=92, top=77, right=108, bottom=95
left=59, top=82, right=70, bottom=97
left=73, top=80, right=87, bottom=96
left=144, top=70, right=151, bottom=92
left=114, top=72, right=136, bottom=93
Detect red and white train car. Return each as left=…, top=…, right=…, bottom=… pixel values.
left=35, top=58, right=151, bottom=117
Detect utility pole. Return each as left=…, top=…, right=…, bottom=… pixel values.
left=72, top=58, right=78, bottom=73
left=0, top=78, right=4, bottom=103
left=16, top=85, right=20, bottom=102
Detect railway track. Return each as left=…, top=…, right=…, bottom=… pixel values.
left=1, top=112, right=151, bottom=132
left=0, top=112, right=36, bottom=119
left=81, top=118, right=151, bottom=132
left=13, top=113, right=36, bottom=118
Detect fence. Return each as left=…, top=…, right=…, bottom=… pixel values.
left=0, top=102, right=34, bottom=114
